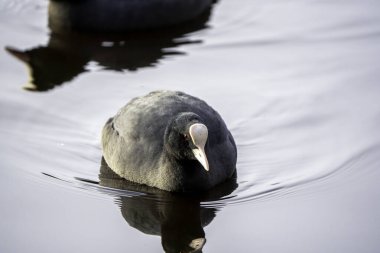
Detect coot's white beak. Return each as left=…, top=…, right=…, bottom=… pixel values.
left=189, top=123, right=209, bottom=171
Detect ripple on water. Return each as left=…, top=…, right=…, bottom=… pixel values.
left=32, top=104, right=380, bottom=210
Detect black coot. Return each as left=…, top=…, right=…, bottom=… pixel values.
left=48, top=0, right=213, bottom=32
left=101, top=90, right=237, bottom=192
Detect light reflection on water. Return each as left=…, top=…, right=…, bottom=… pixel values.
left=1, top=0, right=380, bottom=252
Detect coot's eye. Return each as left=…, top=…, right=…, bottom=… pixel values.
left=184, top=134, right=189, bottom=140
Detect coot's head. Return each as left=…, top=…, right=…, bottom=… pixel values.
left=165, top=112, right=209, bottom=171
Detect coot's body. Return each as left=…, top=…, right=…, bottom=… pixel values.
left=101, top=90, right=237, bottom=192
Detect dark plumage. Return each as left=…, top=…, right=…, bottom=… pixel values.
left=49, top=0, right=214, bottom=32
left=101, top=90, right=237, bottom=192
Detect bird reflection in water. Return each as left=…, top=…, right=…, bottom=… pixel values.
left=5, top=2, right=212, bottom=92
left=98, top=158, right=237, bottom=253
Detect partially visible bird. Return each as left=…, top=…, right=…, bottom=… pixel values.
left=48, top=0, right=214, bottom=32
left=102, top=90, right=237, bottom=192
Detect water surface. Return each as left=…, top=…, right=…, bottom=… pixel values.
left=1, top=0, right=380, bottom=252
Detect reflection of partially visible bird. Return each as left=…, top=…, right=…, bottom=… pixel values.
left=102, top=90, right=237, bottom=192
left=49, top=0, right=214, bottom=32
left=5, top=45, right=88, bottom=92
left=5, top=3, right=212, bottom=92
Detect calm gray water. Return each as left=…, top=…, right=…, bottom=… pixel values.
left=1, top=0, right=380, bottom=252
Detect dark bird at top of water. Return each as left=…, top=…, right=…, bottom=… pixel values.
left=49, top=0, right=214, bottom=32
left=101, top=90, right=237, bottom=192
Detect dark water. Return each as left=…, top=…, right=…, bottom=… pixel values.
left=1, top=0, right=380, bottom=252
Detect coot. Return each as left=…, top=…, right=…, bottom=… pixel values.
left=101, top=90, right=237, bottom=192
left=49, top=0, right=213, bottom=32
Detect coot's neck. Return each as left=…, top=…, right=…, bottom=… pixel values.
left=159, top=151, right=211, bottom=193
